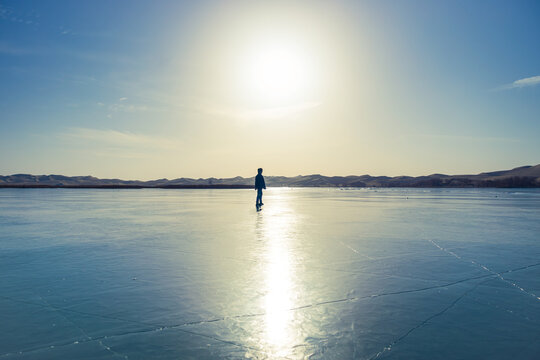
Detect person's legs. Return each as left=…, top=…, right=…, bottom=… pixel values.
left=256, top=189, right=262, bottom=205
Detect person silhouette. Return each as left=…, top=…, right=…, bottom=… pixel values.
left=255, top=168, right=266, bottom=208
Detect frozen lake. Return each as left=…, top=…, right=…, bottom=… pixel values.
left=0, top=188, right=539, bottom=359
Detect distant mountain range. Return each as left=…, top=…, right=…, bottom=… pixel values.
left=1, top=165, right=539, bottom=188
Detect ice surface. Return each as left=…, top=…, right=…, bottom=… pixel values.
left=0, top=188, right=539, bottom=359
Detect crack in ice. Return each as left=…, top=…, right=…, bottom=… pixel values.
left=36, top=294, right=129, bottom=360
left=369, top=280, right=485, bottom=360
left=1, top=262, right=538, bottom=359
left=0, top=318, right=266, bottom=360
left=338, top=240, right=376, bottom=260
left=429, top=240, right=540, bottom=301
left=469, top=296, right=537, bottom=324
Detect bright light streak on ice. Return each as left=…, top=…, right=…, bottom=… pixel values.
left=257, top=191, right=298, bottom=357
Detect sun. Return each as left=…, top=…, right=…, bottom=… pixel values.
left=239, top=41, right=315, bottom=105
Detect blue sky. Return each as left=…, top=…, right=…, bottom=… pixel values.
left=1, top=0, right=539, bottom=179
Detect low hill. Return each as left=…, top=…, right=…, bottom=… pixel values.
left=1, top=165, right=539, bottom=188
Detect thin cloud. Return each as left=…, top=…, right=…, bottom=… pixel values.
left=238, top=102, right=321, bottom=120
left=512, top=75, right=540, bottom=88
left=0, top=4, right=39, bottom=26
left=0, top=41, right=132, bottom=65
left=415, top=133, right=520, bottom=143
left=96, top=98, right=161, bottom=117
left=494, top=75, right=540, bottom=91
left=93, top=151, right=152, bottom=159
left=60, top=127, right=180, bottom=150
left=61, top=48, right=135, bottom=65
left=201, top=101, right=321, bottom=120
left=0, top=41, right=34, bottom=55
left=108, top=103, right=148, bottom=113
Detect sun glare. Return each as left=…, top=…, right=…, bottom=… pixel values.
left=239, top=42, right=315, bottom=104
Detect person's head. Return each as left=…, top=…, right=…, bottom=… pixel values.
left=257, top=168, right=263, bottom=174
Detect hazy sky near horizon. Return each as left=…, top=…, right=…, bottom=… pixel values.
left=1, top=0, right=539, bottom=180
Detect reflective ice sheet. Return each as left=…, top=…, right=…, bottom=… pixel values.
left=1, top=188, right=539, bottom=359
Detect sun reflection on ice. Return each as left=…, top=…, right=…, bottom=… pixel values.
left=256, top=191, right=300, bottom=358
left=264, top=234, right=293, bottom=345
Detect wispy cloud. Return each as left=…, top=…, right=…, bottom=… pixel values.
left=493, top=75, right=540, bottom=91
left=239, top=102, right=321, bottom=120
left=414, top=133, right=520, bottom=143
left=0, top=40, right=133, bottom=67
left=0, top=41, right=34, bottom=55
left=92, top=151, right=153, bottom=159
left=95, top=98, right=159, bottom=118
left=199, top=101, right=321, bottom=120
left=60, top=128, right=180, bottom=151
left=59, top=26, right=74, bottom=36
left=60, top=48, right=135, bottom=65
left=108, top=103, right=149, bottom=113
left=0, top=4, right=39, bottom=26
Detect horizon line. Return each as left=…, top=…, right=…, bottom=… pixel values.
left=1, top=164, right=538, bottom=182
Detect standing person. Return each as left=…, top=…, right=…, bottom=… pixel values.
left=255, top=168, right=266, bottom=208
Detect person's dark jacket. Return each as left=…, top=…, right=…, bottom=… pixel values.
left=255, top=174, right=266, bottom=190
